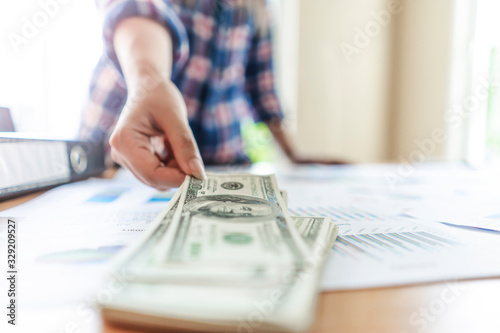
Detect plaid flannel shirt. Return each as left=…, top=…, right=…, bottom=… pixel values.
left=79, top=0, right=283, bottom=164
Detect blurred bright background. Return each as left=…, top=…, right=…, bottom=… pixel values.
left=1, top=0, right=500, bottom=165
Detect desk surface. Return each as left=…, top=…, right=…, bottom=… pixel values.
left=2, top=187, right=500, bottom=333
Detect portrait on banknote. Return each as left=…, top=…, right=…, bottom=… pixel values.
left=184, top=195, right=280, bottom=220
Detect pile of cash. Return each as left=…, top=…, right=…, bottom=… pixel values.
left=99, top=173, right=338, bottom=333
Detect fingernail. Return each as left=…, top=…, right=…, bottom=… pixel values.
left=189, top=158, right=207, bottom=180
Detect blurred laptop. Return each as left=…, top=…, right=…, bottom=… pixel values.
left=0, top=107, right=15, bottom=132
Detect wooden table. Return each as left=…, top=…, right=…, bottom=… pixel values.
left=2, top=190, right=500, bottom=333
left=99, top=278, right=500, bottom=333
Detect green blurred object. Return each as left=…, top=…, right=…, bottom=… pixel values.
left=486, top=46, right=500, bottom=158
left=240, top=118, right=275, bottom=163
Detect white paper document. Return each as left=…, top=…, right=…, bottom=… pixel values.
left=1, top=170, right=177, bottom=307
left=2, top=163, right=500, bottom=301
left=277, top=163, right=500, bottom=289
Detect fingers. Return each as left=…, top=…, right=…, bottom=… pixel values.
left=110, top=130, right=186, bottom=190
left=109, top=81, right=206, bottom=188
left=168, top=126, right=206, bottom=180
left=131, top=151, right=186, bottom=189
left=156, top=104, right=206, bottom=180
left=114, top=146, right=186, bottom=189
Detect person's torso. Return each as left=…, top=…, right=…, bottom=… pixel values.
left=170, top=0, right=257, bottom=164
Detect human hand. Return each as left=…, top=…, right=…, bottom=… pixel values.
left=288, top=154, right=348, bottom=165
left=110, top=17, right=205, bottom=190
left=109, top=80, right=206, bottom=190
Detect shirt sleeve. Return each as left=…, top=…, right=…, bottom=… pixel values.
left=95, top=0, right=189, bottom=77
left=245, top=7, right=283, bottom=123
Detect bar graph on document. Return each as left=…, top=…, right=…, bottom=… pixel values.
left=333, top=231, right=460, bottom=262
left=289, top=206, right=384, bottom=222
left=289, top=205, right=411, bottom=234
left=290, top=205, right=500, bottom=291
left=319, top=223, right=487, bottom=290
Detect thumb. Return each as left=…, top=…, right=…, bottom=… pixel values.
left=163, top=112, right=206, bottom=180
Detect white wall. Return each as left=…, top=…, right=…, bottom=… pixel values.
left=391, top=0, right=457, bottom=162
left=279, top=0, right=476, bottom=163
left=0, top=0, right=102, bottom=137
left=294, top=0, right=393, bottom=162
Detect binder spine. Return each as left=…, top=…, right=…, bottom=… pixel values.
left=0, top=138, right=105, bottom=200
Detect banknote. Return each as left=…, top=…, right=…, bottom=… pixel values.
left=119, top=224, right=335, bottom=287
left=114, top=174, right=336, bottom=284
left=103, top=214, right=337, bottom=332
left=122, top=174, right=310, bottom=283
left=100, top=174, right=339, bottom=332
left=295, top=216, right=333, bottom=248
left=120, top=214, right=336, bottom=282
left=280, top=190, right=288, bottom=207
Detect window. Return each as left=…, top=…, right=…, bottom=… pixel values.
left=0, top=1, right=102, bottom=137
left=468, top=0, right=500, bottom=164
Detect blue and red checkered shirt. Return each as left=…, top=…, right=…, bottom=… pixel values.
left=79, top=0, right=283, bottom=164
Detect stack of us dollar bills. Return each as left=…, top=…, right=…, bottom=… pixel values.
left=99, top=173, right=338, bottom=333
